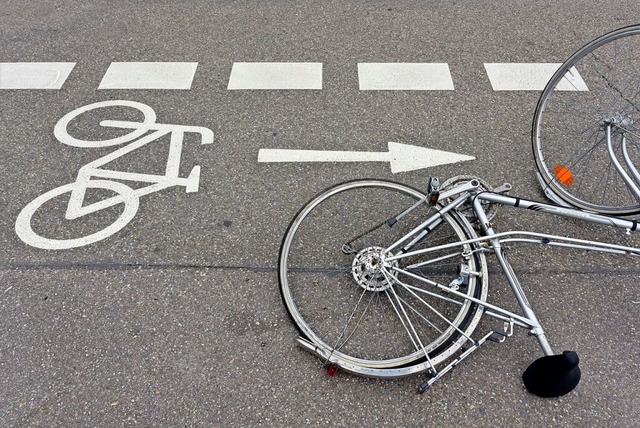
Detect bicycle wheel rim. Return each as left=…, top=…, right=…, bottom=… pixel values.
left=278, top=179, right=487, bottom=376
left=532, top=25, right=640, bottom=215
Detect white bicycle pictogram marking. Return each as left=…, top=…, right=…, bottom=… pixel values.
left=15, top=100, right=214, bottom=250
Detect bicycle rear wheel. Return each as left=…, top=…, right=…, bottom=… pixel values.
left=278, top=179, right=488, bottom=377
left=532, top=25, right=640, bottom=215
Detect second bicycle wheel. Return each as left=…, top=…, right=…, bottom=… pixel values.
left=533, top=25, right=640, bottom=215
left=279, top=179, right=488, bottom=377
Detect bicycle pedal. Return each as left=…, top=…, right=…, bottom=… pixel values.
left=487, top=329, right=508, bottom=343
left=428, top=191, right=440, bottom=205
left=427, top=177, right=440, bottom=205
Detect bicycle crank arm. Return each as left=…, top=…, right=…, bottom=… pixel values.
left=492, top=182, right=513, bottom=194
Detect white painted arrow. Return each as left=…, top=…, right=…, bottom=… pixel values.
left=258, top=142, right=475, bottom=173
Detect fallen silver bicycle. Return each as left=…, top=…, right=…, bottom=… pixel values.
left=278, top=24, right=640, bottom=397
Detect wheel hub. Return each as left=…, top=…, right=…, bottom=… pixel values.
left=604, top=113, right=634, bottom=133
left=351, top=247, right=398, bottom=291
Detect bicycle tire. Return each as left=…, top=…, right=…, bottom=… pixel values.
left=54, top=100, right=156, bottom=148
left=278, top=179, right=488, bottom=377
left=15, top=180, right=139, bottom=250
left=532, top=24, right=640, bottom=216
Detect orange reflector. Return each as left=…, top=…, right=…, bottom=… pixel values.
left=553, top=164, right=574, bottom=186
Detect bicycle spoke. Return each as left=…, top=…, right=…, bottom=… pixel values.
left=330, top=288, right=373, bottom=353
left=386, top=269, right=476, bottom=344
left=533, top=25, right=640, bottom=214
left=279, top=179, right=487, bottom=375
left=384, top=280, right=435, bottom=371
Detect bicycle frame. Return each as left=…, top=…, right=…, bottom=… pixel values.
left=383, top=179, right=640, bottom=359
left=65, top=120, right=213, bottom=220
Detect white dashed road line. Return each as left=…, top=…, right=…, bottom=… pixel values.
left=0, top=62, right=76, bottom=89
left=98, top=62, right=198, bottom=90
left=227, top=62, right=323, bottom=90
left=357, top=63, right=455, bottom=90
left=484, top=63, right=589, bottom=91
left=0, top=61, right=591, bottom=91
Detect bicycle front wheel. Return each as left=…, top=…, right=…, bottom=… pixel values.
left=533, top=25, right=640, bottom=215
left=278, top=179, right=488, bottom=377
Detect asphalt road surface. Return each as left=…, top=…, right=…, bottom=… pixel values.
left=1, top=1, right=639, bottom=426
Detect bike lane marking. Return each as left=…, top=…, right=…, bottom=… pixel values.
left=98, top=62, right=198, bottom=90
left=14, top=101, right=214, bottom=251
left=483, top=63, right=588, bottom=91
left=227, top=62, right=323, bottom=90
left=0, top=62, right=76, bottom=89
left=357, top=63, right=455, bottom=90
